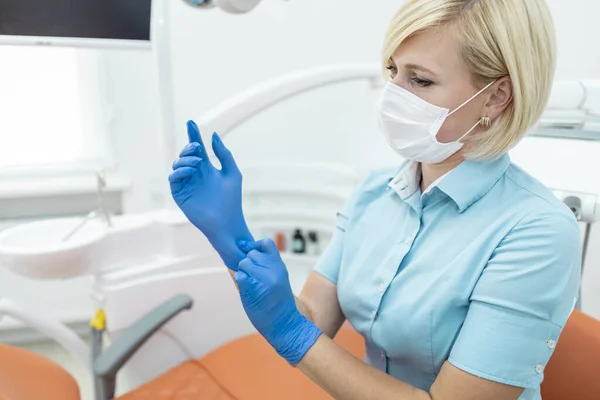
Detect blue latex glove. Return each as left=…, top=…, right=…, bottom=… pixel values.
left=169, top=120, right=254, bottom=270
left=234, top=239, right=322, bottom=365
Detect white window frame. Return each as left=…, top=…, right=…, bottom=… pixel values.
left=0, top=50, right=130, bottom=219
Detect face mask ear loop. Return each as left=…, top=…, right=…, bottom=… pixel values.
left=457, top=118, right=483, bottom=143
left=447, top=80, right=497, bottom=117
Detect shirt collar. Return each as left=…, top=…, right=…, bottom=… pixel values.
left=437, top=153, right=511, bottom=213
left=387, top=153, right=511, bottom=212
left=387, top=160, right=421, bottom=200
left=387, top=160, right=453, bottom=200
left=424, top=171, right=450, bottom=195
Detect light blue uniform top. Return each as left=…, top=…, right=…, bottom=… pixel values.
left=314, top=153, right=581, bottom=400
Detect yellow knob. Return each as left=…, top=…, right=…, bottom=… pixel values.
left=90, top=309, right=107, bottom=331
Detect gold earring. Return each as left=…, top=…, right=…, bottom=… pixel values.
left=481, top=116, right=491, bottom=129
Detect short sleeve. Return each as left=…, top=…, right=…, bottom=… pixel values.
left=448, top=212, right=581, bottom=389
left=313, top=175, right=370, bottom=284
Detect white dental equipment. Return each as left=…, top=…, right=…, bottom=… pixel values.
left=182, top=0, right=264, bottom=14
left=534, top=80, right=600, bottom=139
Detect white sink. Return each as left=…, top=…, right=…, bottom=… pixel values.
left=0, top=211, right=198, bottom=280
left=0, top=217, right=108, bottom=279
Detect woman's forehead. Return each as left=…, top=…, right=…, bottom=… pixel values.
left=391, top=27, right=468, bottom=77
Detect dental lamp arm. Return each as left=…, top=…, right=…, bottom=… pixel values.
left=197, top=64, right=381, bottom=137
left=94, top=294, right=193, bottom=400
left=186, top=0, right=263, bottom=13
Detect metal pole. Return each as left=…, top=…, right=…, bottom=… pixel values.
left=575, top=223, right=592, bottom=311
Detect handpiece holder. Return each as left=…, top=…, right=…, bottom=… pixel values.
left=63, top=170, right=113, bottom=242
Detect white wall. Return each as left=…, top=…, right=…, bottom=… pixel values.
left=167, top=0, right=403, bottom=174
left=3, top=0, right=600, bottom=329
left=548, top=0, right=600, bottom=80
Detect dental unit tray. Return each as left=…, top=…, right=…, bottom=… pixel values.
left=530, top=81, right=600, bottom=141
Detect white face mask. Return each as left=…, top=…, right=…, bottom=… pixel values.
left=375, top=80, right=496, bottom=164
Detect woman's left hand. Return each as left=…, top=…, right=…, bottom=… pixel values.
left=169, top=121, right=254, bottom=271
left=235, top=239, right=322, bottom=365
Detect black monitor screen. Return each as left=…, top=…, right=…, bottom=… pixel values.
left=0, top=0, right=152, bottom=41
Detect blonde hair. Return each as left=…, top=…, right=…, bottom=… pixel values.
left=383, top=0, right=556, bottom=159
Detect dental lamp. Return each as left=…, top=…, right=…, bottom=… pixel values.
left=182, top=0, right=264, bottom=14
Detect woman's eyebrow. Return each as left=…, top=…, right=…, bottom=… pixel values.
left=404, top=63, right=438, bottom=77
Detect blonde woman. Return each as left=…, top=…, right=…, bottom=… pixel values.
left=170, top=0, right=581, bottom=399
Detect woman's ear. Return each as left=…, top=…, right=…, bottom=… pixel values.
left=484, top=76, right=513, bottom=120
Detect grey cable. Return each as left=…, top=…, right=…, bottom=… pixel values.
left=158, top=329, right=195, bottom=360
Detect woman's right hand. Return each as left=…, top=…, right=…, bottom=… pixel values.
left=169, top=120, right=254, bottom=271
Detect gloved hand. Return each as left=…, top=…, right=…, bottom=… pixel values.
left=169, top=120, right=254, bottom=270
left=234, top=239, right=322, bottom=365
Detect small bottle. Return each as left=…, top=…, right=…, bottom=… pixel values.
left=307, top=231, right=319, bottom=255
left=292, top=229, right=306, bottom=254
left=275, top=231, right=286, bottom=252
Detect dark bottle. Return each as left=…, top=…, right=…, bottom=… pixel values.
left=292, top=229, right=306, bottom=254
left=307, top=231, right=319, bottom=255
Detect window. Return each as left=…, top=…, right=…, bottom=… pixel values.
left=0, top=45, right=111, bottom=175
left=0, top=46, right=126, bottom=220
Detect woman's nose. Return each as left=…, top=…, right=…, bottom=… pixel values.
left=390, top=76, right=410, bottom=93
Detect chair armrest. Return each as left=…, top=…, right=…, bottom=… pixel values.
left=94, top=294, right=193, bottom=378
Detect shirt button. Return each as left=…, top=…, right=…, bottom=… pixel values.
left=535, top=364, right=544, bottom=374
left=378, top=283, right=386, bottom=293
left=371, top=311, right=377, bottom=319
left=380, top=352, right=385, bottom=360
left=547, top=340, right=556, bottom=349
left=404, top=237, right=412, bottom=244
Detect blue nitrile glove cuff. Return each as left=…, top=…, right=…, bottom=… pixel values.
left=235, top=239, right=321, bottom=365
left=203, top=219, right=254, bottom=271
left=273, top=311, right=323, bottom=365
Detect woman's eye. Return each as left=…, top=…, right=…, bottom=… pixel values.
left=411, top=76, right=433, bottom=88
left=386, top=65, right=398, bottom=78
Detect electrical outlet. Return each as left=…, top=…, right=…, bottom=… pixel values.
left=551, top=189, right=598, bottom=224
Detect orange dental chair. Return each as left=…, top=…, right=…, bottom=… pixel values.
left=1, top=297, right=598, bottom=400
left=541, top=309, right=600, bottom=400
left=0, top=294, right=364, bottom=400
